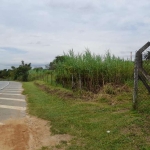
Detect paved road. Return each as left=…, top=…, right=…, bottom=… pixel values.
left=0, top=81, right=26, bottom=124
left=0, top=81, right=9, bottom=90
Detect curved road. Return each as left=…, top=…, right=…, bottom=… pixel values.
left=0, top=81, right=26, bottom=124
left=0, top=81, right=9, bottom=90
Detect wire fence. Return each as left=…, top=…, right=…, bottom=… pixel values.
left=133, top=42, right=150, bottom=112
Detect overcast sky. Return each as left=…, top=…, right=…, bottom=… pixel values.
left=0, top=0, right=150, bottom=69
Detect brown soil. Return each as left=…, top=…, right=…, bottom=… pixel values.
left=0, top=116, right=72, bottom=150
left=35, top=82, right=96, bottom=101
left=34, top=82, right=75, bottom=100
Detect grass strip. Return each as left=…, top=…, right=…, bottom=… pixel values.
left=23, top=82, right=150, bottom=150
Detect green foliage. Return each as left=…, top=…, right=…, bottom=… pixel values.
left=28, top=69, right=53, bottom=83
left=103, top=84, right=116, bottom=95
left=0, top=61, right=31, bottom=81
left=23, top=81, right=150, bottom=150
left=46, top=55, right=66, bottom=70
left=0, top=69, right=12, bottom=79
left=54, top=50, right=134, bottom=92
left=11, top=61, right=31, bottom=81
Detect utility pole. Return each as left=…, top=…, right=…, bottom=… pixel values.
left=130, top=52, right=132, bottom=61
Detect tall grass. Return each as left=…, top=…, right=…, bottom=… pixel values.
left=28, top=69, right=54, bottom=83
left=55, top=50, right=134, bottom=92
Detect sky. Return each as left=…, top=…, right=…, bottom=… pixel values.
left=0, top=0, right=150, bottom=69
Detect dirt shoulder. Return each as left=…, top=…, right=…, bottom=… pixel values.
left=0, top=116, right=72, bottom=150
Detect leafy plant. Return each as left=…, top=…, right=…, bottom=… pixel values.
left=54, top=50, right=134, bottom=92
left=11, top=61, right=31, bottom=81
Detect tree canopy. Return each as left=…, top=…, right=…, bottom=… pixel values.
left=0, top=61, right=31, bottom=81
left=46, top=56, right=66, bottom=70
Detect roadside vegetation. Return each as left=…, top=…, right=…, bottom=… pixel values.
left=0, top=50, right=134, bottom=92
left=27, top=50, right=134, bottom=94
left=28, top=68, right=53, bottom=82
left=23, top=81, right=150, bottom=150
left=1, top=50, right=150, bottom=149
left=54, top=50, right=134, bottom=92
left=0, top=61, right=31, bottom=81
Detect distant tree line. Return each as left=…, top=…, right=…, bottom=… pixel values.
left=0, top=55, right=65, bottom=81
left=0, top=61, right=31, bottom=81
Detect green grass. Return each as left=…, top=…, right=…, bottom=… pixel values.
left=23, top=82, right=150, bottom=150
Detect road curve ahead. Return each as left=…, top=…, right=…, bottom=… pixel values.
left=0, top=81, right=9, bottom=90
left=0, top=81, right=26, bottom=124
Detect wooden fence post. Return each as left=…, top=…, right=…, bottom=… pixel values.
left=133, top=42, right=150, bottom=110
left=72, top=74, right=74, bottom=88
left=79, top=74, right=81, bottom=90
left=133, top=52, right=138, bottom=110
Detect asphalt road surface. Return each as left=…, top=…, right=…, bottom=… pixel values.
left=0, top=81, right=26, bottom=124
left=0, top=81, right=9, bottom=90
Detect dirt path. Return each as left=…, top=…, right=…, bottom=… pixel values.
left=0, top=81, right=72, bottom=149
left=0, top=116, right=72, bottom=150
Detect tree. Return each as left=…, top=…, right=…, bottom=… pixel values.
left=11, top=61, right=31, bottom=81
left=33, top=67, right=43, bottom=72
left=0, top=69, right=9, bottom=79
left=46, top=56, right=66, bottom=70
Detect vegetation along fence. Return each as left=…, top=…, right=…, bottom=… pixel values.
left=54, top=50, right=134, bottom=92
left=28, top=69, right=55, bottom=84
left=133, top=42, right=150, bottom=111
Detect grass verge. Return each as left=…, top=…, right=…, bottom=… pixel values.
left=23, top=81, right=150, bottom=150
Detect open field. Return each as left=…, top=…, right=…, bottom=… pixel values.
left=23, top=81, right=150, bottom=150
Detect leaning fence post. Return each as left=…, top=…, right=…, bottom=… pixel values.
left=133, top=51, right=139, bottom=110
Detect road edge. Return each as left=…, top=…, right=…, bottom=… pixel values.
left=0, top=81, right=10, bottom=90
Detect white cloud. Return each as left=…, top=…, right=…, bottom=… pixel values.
left=0, top=0, right=150, bottom=69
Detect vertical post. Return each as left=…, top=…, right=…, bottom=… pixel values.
left=133, top=52, right=139, bottom=110
left=46, top=73, right=48, bottom=83
left=72, top=74, right=74, bottom=88
left=50, top=72, right=52, bottom=85
left=79, top=74, right=81, bottom=90
left=132, top=42, right=150, bottom=110
left=130, top=52, right=132, bottom=61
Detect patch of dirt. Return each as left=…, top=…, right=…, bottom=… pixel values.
left=35, top=81, right=132, bottom=104
left=121, top=124, right=144, bottom=136
left=35, top=82, right=97, bottom=101
left=35, top=82, right=76, bottom=100
left=0, top=116, right=72, bottom=150
left=112, top=109, right=130, bottom=114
